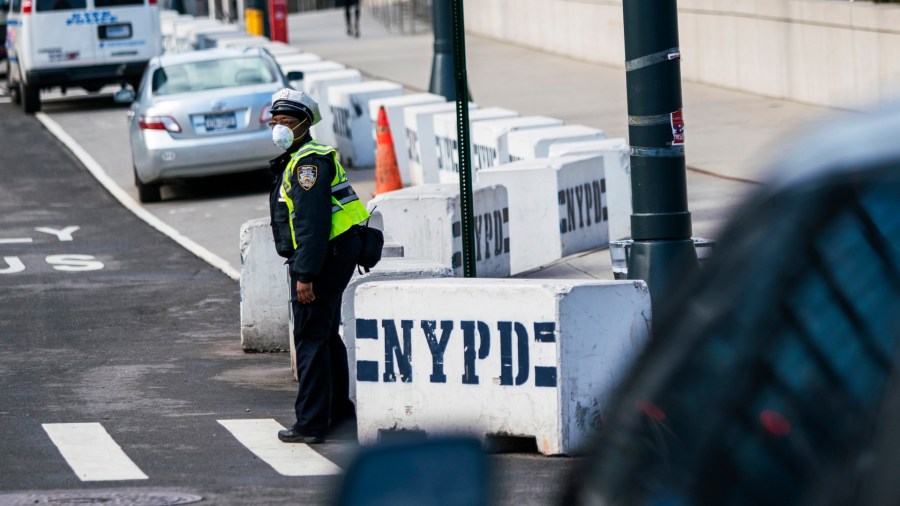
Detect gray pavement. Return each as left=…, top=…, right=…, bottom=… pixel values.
left=285, top=7, right=852, bottom=280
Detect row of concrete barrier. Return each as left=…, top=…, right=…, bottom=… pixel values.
left=161, top=15, right=654, bottom=455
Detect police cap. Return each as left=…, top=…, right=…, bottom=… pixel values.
left=269, top=88, right=322, bottom=126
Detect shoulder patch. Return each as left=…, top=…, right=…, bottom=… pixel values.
left=296, top=165, right=318, bottom=190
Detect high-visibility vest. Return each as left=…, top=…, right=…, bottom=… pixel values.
left=281, top=140, right=370, bottom=246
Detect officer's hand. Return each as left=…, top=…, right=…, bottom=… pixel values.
left=297, top=281, right=315, bottom=304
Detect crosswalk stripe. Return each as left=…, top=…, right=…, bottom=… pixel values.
left=218, top=419, right=342, bottom=476
left=42, top=423, right=149, bottom=481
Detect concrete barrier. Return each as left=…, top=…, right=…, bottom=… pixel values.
left=507, top=125, right=606, bottom=162
left=478, top=155, right=609, bottom=275
left=280, top=61, right=346, bottom=91
left=219, top=36, right=271, bottom=49
left=471, top=116, right=564, bottom=174
left=260, top=42, right=300, bottom=57
left=548, top=138, right=631, bottom=241
left=368, top=183, right=510, bottom=277
left=432, top=107, right=519, bottom=184
left=353, top=278, right=652, bottom=455
left=199, top=29, right=254, bottom=49
left=304, top=70, right=363, bottom=149
left=239, top=218, right=290, bottom=352
left=327, top=81, right=405, bottom=168
left=274, top=52, right=324, bottom=67
left=342, top=258, right=454, bottom=403
left=404, top=102, right=478, bottom=186
left=188, top=24, right=239, bottom=50
left=367, top=93, right=447, bottom=186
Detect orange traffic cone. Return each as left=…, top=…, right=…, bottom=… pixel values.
left=373, top=105, right=403, bottom=195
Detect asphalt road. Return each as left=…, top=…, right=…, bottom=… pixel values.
left=0, top=98, right=578, bottom=505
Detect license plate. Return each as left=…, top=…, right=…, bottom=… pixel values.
left=100, top=23, right=131, bottom=39
left=205, top=113, right=237, bottom=131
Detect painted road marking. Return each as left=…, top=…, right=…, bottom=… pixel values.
left=42, top=423, right=149, bottom=481
left=218, top=419, right=342, bottom=476
left=0, top=238, right=34, bottom=244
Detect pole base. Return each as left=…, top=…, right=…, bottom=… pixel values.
left=627, top=238, right=698, bottom=313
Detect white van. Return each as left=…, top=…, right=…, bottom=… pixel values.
left=4, top=0, right=161, bottom=113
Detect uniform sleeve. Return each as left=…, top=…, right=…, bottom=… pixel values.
left=285, top=155, right=334, bottom=282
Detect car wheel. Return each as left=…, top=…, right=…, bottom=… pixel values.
left=21, top=82, right=41, bottom=114
left=134, top=166, right=162, bottom=203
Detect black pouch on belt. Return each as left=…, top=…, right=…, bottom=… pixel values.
left=357, top=211, right=384, bottom=273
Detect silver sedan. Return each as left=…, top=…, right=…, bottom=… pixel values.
left=127, top=47, right=289, bottom=202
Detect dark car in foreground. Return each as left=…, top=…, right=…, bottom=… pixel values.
left=565, top=103, right=900, bottom=506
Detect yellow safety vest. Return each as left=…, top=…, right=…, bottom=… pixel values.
left=281, top=140, right=370, bottom=247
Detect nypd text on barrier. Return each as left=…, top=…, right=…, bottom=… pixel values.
left=356, top=319, right=558, bottom=388
left=559, top=179, right=607, bottom=234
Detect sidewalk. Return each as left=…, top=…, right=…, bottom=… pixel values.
left=286, top=8, right=848, bottom=279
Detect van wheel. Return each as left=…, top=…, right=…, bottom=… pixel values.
left=7, top=72, right=21, bottom=105
left=134, top=166, right=162, bottom=203
left=21, top=82, right=41, bottom=114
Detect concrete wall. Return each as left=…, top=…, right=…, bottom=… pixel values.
left=464, top=0, right=900, bottom=110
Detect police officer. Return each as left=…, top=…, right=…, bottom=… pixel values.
left=266, top=89, right=370, bottom=444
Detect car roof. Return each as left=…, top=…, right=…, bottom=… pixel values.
left=152, top=47, right=269, bottom=66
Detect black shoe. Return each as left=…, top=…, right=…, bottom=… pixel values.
left=278, top=427, right=325, bottom=444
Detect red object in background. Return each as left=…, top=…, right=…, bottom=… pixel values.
left=268, top=0, right=289, bottom=43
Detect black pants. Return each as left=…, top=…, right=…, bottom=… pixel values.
left=344, top=0, right=359, bottom=35
left=290, top=231, right=361, bottom=435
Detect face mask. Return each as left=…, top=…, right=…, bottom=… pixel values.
left=272, top=124, right=297, bottom=151
left=271, top=118, right=308, bottom=151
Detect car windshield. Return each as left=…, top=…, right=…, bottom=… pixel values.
left=152, top=56, right=277, bottom=96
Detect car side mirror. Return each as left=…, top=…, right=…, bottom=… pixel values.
left=114, top=88, right=136, bottom=104
left=286, top=71, right=304, bottom=82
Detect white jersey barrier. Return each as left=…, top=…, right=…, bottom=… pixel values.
left=368, top=183, right=511, bottom=277
left=274, top=52, right=324, bottom=67
left=404, top=102, right=477, bottom=186
left=304, top=70, right=363, bottom=149
left=342, top=258, right=454, bottom=403
left=367, top=93, right=447, bottom=186
left=478, top=155, right=610, bottom=275
left=188, top=24, right=239, bottom=50
left=281, top=60, right=345, bottom=91
left=433, top=107, right=519, bottom=183
left=471, top=116, right=564, bottom=174
left=327, top=81, right=404, bottom=168
left=548, top=138, right=632, bottom=242
left=507, top=125, right=606, bottom=162
left=353, top=278, right=652, bottom=456
left=239, top=218, right=289, bottom=352
left=239, top=217, right=404, bottom=353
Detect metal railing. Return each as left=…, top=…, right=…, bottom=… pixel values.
left=367, top=0, right=432, bottom=34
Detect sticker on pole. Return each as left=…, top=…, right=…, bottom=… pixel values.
left=671, top=108, right=685, bottom=145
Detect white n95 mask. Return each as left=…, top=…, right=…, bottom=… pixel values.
left=272, top=124, right=296, bottom=151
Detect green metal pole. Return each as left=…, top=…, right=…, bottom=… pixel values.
left=622, top=0, right=697, bottom=310
left=428, top=0, right=456, bottom=101
left=451, top=0, right=476, bottom=277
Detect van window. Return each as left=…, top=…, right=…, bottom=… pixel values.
left=11, top=0, right=21, bottom=12
left=94, top=0, right=143, bottom=6
left=35, top=0, right=87, bottom=10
